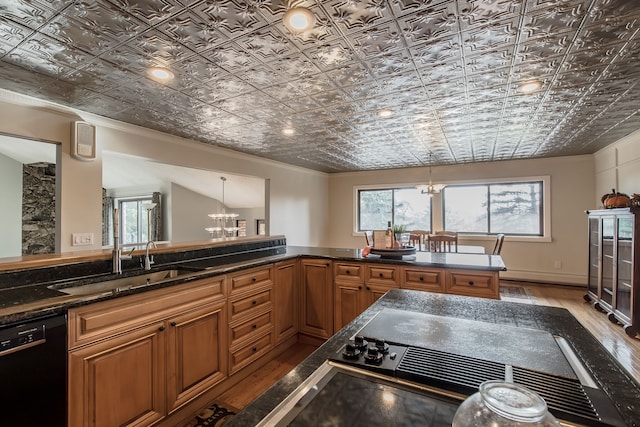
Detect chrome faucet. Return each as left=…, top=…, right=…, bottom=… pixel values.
left=143, top=240, right=157, bottom=271
left=112, top=237, right=134, bottom=274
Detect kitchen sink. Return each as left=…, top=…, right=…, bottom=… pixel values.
left=48, top=268, right=198, bottom=296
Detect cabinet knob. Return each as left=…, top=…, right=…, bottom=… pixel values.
left=346, top=270, right=350, bottom=274
left=366, top=286, right=370, bottom=291
left=379, top=273, right=383, bottom=277
left=252, top=300, right=257, bottom=305
left=252, top=324, right=257, bottom=329
left=159, top=326, right=165, bottom=331
left=252, top=277, right=257, bottom=282
left=252, top=347, right=257, bottom=352
left=358, top=286, right=362, bottom=290
left=468, top=281, right=474, bottom=286
left=419, top=276, right=424, bottom=281
left=170, top=322, right=177, bottom=327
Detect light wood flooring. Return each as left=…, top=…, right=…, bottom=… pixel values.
left=213, top=282, right=640, bottom=412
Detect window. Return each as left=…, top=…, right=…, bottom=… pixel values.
left=118, top=197, right=153, bottom=245
left=443, top=181, right=543, bottom=236
left=358, top=187, right=431, bottom=231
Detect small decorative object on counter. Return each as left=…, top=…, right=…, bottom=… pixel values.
left=452, top=380, right=560, bottom=427
left=385, top=221, right=394, bottom=248
left=631, top=193, right=640, bottom=208
left=601, top=188, right=631, bottom=208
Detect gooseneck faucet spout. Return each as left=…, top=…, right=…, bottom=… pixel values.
left=112, top=207, right=133, bottom=274
left=144, top=241, right=157, bottom=271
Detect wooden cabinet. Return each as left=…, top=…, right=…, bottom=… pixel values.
left=67, top=276, right=227, bottom=427
left=585, top=208, right=640, bottom=337
left=227, top=265, right=274, bottom=374
left=300, top=258, right=333, bottom=339
left=273, top=259, right=299, bottom=344
left=445, top=269, right=499, bottom=299
left=334, top=263, right=399, bottom=330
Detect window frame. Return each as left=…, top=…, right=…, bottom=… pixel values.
left=116, top=195, right=153, bottom=245
left=354, top=184, right=433, bottom=233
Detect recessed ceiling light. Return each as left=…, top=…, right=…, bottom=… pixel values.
left=518, top=80, right=542, bottom=94
left=283, top=7, right=316, bottom=32
left=147, top=67, right=174, bottom=82
left=377, top=109, right=394, bottom=118
left=283, top=127, right=295, bottom=136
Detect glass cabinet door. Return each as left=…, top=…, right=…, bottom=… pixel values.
left=601, top=217, right=615, bottom=306
left=615, top=216, right=633, bottom=318
left=587, top=217, right=600, bottom=296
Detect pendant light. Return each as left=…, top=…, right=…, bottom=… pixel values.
left=417, top=154, right=446, bottom=197
left=206, top=176, right=239, bottom=237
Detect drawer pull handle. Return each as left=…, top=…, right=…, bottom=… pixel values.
left=252, top=277, right=257, bottom=282
left=159, top=326, right=165, bottom=332
left=346, top=270, right=350, bottom=274
left=252, top=300, right=257, bottom=305
left=253, top=347, right=257, bottom=352
left=419, top=276, right=424, bottom=281
left=170, top=322, right=177, bottom=327
left=468, top=281, right=474, bottom=286
left=366, top=286, right=370, bottom=291
left=252, top=324, right=257, bottom=329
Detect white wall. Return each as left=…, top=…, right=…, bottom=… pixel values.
left=0, top=153, right=22, bottom=257
left=594, top=129, right=640, bottom=204
left=0, top=90, right=329, bottom=255
left=328, top=155, right=596, bottom=285
left=170, top=182, right=224, bottom=243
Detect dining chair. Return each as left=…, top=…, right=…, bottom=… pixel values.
left=427, top=234, right=458, bottom=252
left=408, top=230, right=430, bottom=251
left=492, top=234, right=505, bottom=255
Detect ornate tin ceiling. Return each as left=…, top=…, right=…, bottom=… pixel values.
left=0, top=0, right=639, bottom=173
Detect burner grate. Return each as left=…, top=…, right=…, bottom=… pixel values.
left=396, top=346, right=605, bottom=425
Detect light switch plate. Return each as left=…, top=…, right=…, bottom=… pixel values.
left=72, top=233, right=94, bottom=246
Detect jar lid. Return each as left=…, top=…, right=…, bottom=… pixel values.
left=480, top=380, right=548, bottom=421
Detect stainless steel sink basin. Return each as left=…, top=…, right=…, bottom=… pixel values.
left=48, top=268, right=196, bottom=296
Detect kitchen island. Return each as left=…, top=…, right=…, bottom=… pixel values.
left=226, top=289, right=640, bottom=427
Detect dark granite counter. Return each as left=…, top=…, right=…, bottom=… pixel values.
left=0, top=245, right=504, bottom=325
left=227, top=289, right=640, bottom=427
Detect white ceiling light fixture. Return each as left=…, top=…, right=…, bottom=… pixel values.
left=518, top=80, right=542, bottom=94
left=282, top=127, right=295, bottom=136
left=417, top=153, right=446, bottom=197
left=377, top=108, right=394, bottom=118
left=283, top=7, right=316, bottom=32
left=147, top=66, right=175, bottom=82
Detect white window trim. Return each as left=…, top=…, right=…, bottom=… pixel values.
left=352, top=176, right=551, bottom=243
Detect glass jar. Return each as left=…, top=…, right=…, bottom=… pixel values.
left=452, top=380, right=561, bottom=426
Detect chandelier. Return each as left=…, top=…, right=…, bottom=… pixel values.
left=205, top=176, right=239, bottom=238
left=417, top=154, right=446, bottom=197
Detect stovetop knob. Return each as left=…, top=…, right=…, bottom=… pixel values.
left=374, top=339, right=390, bottom=354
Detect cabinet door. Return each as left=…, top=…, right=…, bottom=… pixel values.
left=615, top=216, right=634, bottom=320
left=300, top=259, right=333, bottom=339
left=365, top=283, right=396, bottom=306
left=601, top=216, right=616, bottom=306
left=274, top=260, right=299, bottom=344
left=587, top=217, right=600, bottom=297
left=335, top=281, right=364, bottom=331
left=68, top=323, right=166, bottom=427
left=166, top=300, right=227, bottom=413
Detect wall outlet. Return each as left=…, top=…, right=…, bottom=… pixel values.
left=554, top=260, right=562, bottom=269
left=72, top=233, right=94, bottom=246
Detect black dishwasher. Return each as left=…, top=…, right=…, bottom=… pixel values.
left=0, top=313, right=67, bottom=426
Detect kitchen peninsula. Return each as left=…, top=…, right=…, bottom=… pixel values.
left=228, top=289, right=640, bottom=427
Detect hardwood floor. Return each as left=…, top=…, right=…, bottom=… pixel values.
left=210, top=282, right=640, bottom=414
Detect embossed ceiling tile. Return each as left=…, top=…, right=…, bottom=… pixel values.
left=347, top=20, right=405, bottom=59
left=581, top=0, right=640, bottom=34
left=129, top=28, right=194, bottom=65
left=201, top=40, right=260, bottom=72
left=0, top=18, right=31, bottom=54
left=320, top=62, right=371, bottom=89
left=395, top=1, right=459, bottom=46
left=459, top=0, right=519, bottom=29
left=232, top=64, right=284, bottom=87
left=410, top=37, right=463, bottom=68
left=416, top=59, right=465, bottom=85
left=366, top=50, right=418, bottom=82
left=76, top=60, right=140, bottom=90
left=0, top=0, right=57, bottom=30
left=59, top=1, right=145, bottom=44
left=322, top=0, right=392, bottom=34
left=155, top=9, right=229, bottom=53
left=98, top=44, right=155, bottom=75
left=40, top=15, right=119, bottom=60
left=301, top=40, right=358, bottom=71
left=4, top=34, right=74, bottom=77
left=233, top=27, right=298, bottom=61
left=110, top=0, right=185, bottom=26
left=286, top=73, right=337, bottom=97
left=188, top=0, right=265, bottom=38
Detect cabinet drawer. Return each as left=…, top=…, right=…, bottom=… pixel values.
left=68, top=276, right=226, bottom=349
left=229, top=310, right=273, bottom=348
left=366, top=265, right=399, bottom=285
left=334, top=262, right=364, bottom=282
left=229, top=331, right=273, bottom=374
left=228, top=287, right=273, bottom=321
left=229, top=265, right=273, bottom=295
left=445, top=270, right=499, bottom=299
left=401, top=268, right=445, bottom=292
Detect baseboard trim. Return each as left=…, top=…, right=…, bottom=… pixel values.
left=500, top=269, right=586, bottom=286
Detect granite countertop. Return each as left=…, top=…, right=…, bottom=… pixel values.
left=0, top=245, right=504, bottom=325
left=227, top=289, right=640, bottom=427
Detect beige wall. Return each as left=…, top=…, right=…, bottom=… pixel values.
left=0, top=91, right=330, bottom=254
left=594, top=129, right=640, bottom=204
left=329, top=155, right=596, bottom=285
